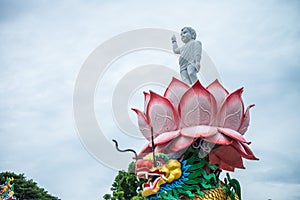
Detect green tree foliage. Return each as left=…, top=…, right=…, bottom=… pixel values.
left=0, top=171, right=60, bottom=200
left=103, top=162, right=146, bottom=200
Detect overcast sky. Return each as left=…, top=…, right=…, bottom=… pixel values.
left=1, top=0, right=300, bottom=199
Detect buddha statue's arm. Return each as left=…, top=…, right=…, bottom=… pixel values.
left=171, top=35, right=180, bottom=54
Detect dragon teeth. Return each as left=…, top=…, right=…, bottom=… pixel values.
left=162, top=175, right=167, bottom=181
left=145, top=172, right=148, bottom=179
left=137, top=171, right=149, bottom=180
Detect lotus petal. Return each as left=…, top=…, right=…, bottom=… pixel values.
left=206, top=79, right=229, bottom=111
left=238, top=104, right=255, bottom=135
left=231, top=141, right=259, bottom=160
left=154, top=143, right=169, bottom=154
left=146, top=91, right=179, bottom=135
left=219, top=88, right=244, bottom=130
left=143, top=92, right=150, bottom=113
left=209, top=146, right=245, bottom=171
left=240, top=142, right=259, bottom=160
left=150, top=130, right=180, bottom=146
left=179, top=81, right=217, bottom=127
left=217, top=127, right=249, bottom=144
left=203, top=133, right=232, bottom=145
left=180, top=125, right=218, bottom=138
left=168, top=135, right=195, bottom=152
left=164, top=77, right=189, bottom=110
left=131, top=108, right=152, bottom=140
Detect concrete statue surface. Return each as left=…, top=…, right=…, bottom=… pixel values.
left=172, top=27, right=202, bottom=85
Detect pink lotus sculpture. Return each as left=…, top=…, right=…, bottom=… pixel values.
left=132, top=77, right=258, bottom=171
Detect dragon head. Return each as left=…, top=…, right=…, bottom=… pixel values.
left=135, top=153, right=182, bottom=197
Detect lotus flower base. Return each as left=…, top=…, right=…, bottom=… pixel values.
left=130, top=77, right=258, bottom=199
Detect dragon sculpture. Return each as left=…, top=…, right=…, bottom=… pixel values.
left=0, top=177, right=14, bottom=200
left=129, top=77, right=258, bottom=200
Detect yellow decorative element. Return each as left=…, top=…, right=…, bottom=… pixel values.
left=180, top=186, right=239, bottom=200
left=163, top=159, right=182, bottom=183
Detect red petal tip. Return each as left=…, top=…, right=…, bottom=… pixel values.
left=131, top=108, right=138, bottom=113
